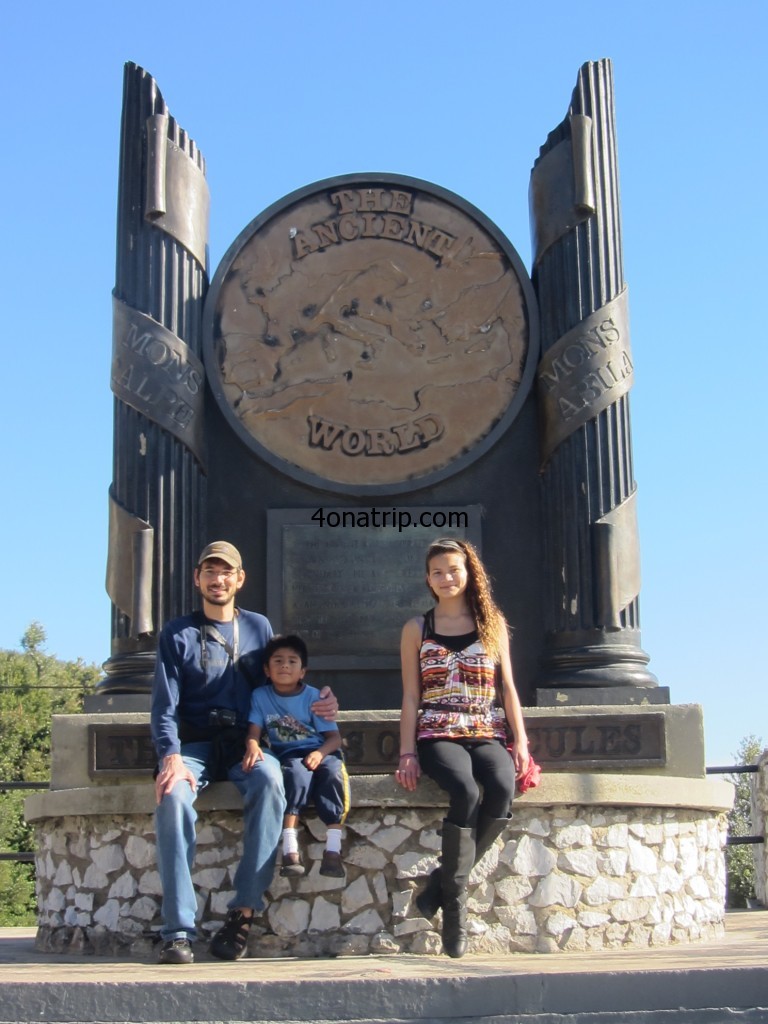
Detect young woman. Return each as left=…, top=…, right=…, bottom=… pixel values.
left=395, top=537, right=529, bottom=958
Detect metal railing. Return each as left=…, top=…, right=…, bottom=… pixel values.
left=706, top=764, right=764, bottom=847
left=0, top=781, right=48, bottom=863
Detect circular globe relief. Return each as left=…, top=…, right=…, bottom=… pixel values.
left=203, top=174, right=539, bottom=494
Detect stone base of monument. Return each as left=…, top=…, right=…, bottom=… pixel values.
left=25, top=707, right=733, bottom=958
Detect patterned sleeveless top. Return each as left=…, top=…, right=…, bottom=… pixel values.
left=417, top=610, right=506, bottom=742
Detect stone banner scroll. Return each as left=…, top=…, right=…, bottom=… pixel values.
left=537, top=288, right=633, bottom=465
left=105, top=492, right=154, bottom=636
left=111, top=299, right=206, bottom=466
left=144, top=113, right=209, bottom=268
left=530, top=112, right=596, bottom=261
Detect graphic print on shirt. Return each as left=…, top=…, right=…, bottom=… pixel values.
left=265, top=713, right=315, bottom=746
left=418, top=637, right=506, bottom=741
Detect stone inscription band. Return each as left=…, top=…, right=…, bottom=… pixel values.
left=88, top=713, right=665, bottom=777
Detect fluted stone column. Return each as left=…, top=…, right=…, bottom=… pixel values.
left=530, top=60, right=657, bottom=696
left=101, top=64, right=209, bottom=692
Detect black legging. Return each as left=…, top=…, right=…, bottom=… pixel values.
left=417, top=738, right=515, bottom=829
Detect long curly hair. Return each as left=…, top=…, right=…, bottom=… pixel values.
left=424, top=537, right=507, bottom=663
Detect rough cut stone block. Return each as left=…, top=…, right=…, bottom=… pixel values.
left=268, top=898, right=310, bottom=936
left=124, top=834, right=155, bottom=870
left=368, top=826, right=411, bottom=852
left=511, top=835, right=557, bottom=876
left=529, top=872, right=582, bottom=908
left=92, top=844, right=125, bottom=873
left=612, top=898, right=651, bottom=922
left=345, top=908, right=385, bottom=934
left=558, top=848, right=598, bottom=877
left=583, top=875, right=624, bottom=906
left=345, top=845, right=387, bottom=870
left=341, top=875, right=373, bottom=914
left=554, top=824, right=593, bottom=849
left=309, top=896, right=340, bottom=932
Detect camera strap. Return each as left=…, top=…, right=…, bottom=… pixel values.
left=199, top=614, right=240, bottom=675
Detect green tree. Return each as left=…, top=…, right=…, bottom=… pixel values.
left=0, top=625, right=100, bottom=925
left=725, top=734, right=763, bottom=909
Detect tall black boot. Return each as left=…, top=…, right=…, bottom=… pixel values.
left=474, top=810, right=510, bottom=864
left=415, top=866, right=442, bottom=919
left=416, top=812, right=509, bottom=920
left=440, top=821, right=475, bottom=958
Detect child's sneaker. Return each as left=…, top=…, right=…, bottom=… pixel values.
left=319, top=850, right=344, bottom=877
left=280, top=851, right=305, bottom=876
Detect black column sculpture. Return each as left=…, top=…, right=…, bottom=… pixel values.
left=530, top=59, right=658, bottom=696
left=100, top=63, right=209, bottom=693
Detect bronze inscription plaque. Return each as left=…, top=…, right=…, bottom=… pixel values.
left=203, top=174, right=538, bottom=493
left=267, top=507, right=481, bottom=666
left=88, top=724, right=156, bottom=777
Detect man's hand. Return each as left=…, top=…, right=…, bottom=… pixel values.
left=311, top=685, right=339, bottom=721
left=155, top=753, right=196, bottom=804
left=242, top=739, right=264, bottom=772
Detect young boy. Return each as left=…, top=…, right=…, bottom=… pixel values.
left=243, top=634, right=349, bottom=877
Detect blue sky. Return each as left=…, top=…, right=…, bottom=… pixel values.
left=1, top=0, right=765, bottom=766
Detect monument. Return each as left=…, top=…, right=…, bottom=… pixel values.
left=26, top=59, right=733, bottom=957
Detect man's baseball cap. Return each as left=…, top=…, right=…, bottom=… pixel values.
left=197, top=541, right=242, bottom=569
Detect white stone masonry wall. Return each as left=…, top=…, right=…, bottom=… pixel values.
left=34, top=803, right=727, bottom=958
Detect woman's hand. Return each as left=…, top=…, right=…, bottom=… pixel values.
left=395, top=752, right=421, bottom=791
left=511, top=735, right=530, bottom=778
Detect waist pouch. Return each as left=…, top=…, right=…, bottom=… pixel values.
left=175, top=720, right=248, bottom=781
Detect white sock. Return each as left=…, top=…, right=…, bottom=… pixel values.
left=283, top=828, right=299, bottom=855
left=325, top=828, right=342, bottom=853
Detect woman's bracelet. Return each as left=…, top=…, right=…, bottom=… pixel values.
left=399, top=752, right=417, bottom=760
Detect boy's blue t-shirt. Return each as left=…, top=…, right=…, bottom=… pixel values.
left=249, top=683, right=336, bottom=756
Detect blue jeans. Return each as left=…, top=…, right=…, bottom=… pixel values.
left=154, top=741, right=286, bottom=942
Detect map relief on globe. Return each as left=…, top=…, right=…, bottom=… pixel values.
left=203, top=176, right=537, bottom=492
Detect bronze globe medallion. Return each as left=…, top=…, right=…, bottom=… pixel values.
left=203, top=174, right=538, bottom=494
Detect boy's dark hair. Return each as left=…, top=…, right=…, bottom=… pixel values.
left=263, top=633, right=309, bottom=668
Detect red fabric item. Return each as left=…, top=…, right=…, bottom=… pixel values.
left=507, top=750, right=542, bottom=793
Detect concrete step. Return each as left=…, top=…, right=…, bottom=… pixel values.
left=0, top=911, right=766, bottom=1024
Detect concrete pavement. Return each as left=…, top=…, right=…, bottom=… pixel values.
left=0, top=910, right=766, bottom=1023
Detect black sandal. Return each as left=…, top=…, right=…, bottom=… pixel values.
left=210, top=909, right=253, bottom=960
